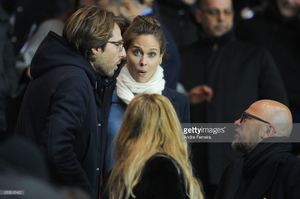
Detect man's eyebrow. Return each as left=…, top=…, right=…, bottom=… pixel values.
left=110, top=39, right=123, bottom=42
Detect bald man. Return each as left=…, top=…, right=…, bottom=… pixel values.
left=215, top=100, right=300, bottom=199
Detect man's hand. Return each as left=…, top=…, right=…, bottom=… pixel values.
left=188, top=85, right=213, bottom=104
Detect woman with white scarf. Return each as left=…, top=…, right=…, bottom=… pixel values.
left=105, top=16, right=190, bottom=173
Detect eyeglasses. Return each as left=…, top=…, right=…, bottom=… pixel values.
left=107, top=41, right=124, bottom=52
left=240, top=112, right=270, bottom=125
left=239, top=112, right=277, bottom=135
left=200, top=8, right=233, bottom=17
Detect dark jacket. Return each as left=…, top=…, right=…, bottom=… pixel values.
left=215, top=138, right=300, bottom=199
left=180, top=31, right=288, bottom=190
left=154, top=0, right=199, bottom=48
left=2, top=0, right=69, bottom=54
left=163, top=88, right=191, bottom=123
left=236, top=2, right=300, bottom=114
left=15, top=31, right=112, bottom=197
left=131, top=154, right=188, bottom=199
left=0, top=5, right=18, bottom=133
left=181, top=31, right=288, bottom=123
left=105, top=87, right=190, bottom=172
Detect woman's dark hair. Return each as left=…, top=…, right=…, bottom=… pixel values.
left=123, top=16, right=167, bottom=55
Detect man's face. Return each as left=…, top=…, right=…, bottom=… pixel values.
left=196, top=0, right=234, bottom=38
left=91, top=24, right=126, bottom=77
left=277, top=0, right=300, bottom=18
left=232, top=110, right=269, bottom=154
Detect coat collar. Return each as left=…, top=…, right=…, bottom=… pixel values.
left=198, top=29, right=235, bottom=50
left=223, top=138, right=292, bottom=199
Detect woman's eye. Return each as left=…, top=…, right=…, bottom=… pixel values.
left=148, top=52, right=157, bottom=57
left=132, top=50, right=142, bottom=56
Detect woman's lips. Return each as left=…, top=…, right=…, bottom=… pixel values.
left=138, top=70, right=147, bottom=74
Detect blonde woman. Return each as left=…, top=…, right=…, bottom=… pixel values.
left=107, top=94, right=203, bottom=199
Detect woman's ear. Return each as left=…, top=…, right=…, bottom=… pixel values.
left=159, top=53, right=164, bottom=65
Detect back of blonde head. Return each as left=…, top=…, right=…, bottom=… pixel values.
left=108, top=94, right=203, bottom=199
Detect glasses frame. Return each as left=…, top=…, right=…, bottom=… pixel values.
left=107, top=41, right=124, bottom=52
left=240, top=112, right=271, bottom=124
left=200, top=8, right=234, bottom=17
left=240, top=112, right=277, bottom=136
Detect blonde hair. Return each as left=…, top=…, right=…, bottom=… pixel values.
left=108, top=94, right=204, bottom=199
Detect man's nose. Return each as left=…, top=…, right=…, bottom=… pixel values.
left=218, top=12, right=226, bottom=21
left=234, top=119, right=241, bottom=126
left=120, top=47, right=126, bottom=59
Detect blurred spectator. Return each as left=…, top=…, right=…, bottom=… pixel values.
left=236, top=0, right=300, bottom=123
left=1, top=0, right=68, bottom=54
left=0, top=136, right=48, bottom=179
left=2, top=0, right=76, bottom=140
left=154, top=0, right=199, bottom=48
left=180, top=0, right=288, bottom=197
left=0, top=137, right=92, bottom=199
left=77, top=0, right=120, bottom=15
left=78, top=0, right=109, bottom=8
left=16, top=0, right=76, bottom=74
left=119, top=0, right=181, bottom=89
left=0, top=4, right=18, bottom=139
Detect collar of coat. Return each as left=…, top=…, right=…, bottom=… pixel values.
left=198, top=29, right=235, bottom=49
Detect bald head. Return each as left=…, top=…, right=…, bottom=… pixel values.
left=246, top=100, right=293, bottom=137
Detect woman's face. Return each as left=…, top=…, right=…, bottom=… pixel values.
left=126, top=34, right=163, bottom=83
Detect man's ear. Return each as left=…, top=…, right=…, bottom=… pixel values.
left=91, top=47, right=102, bottom=55
left=267, top=125, right=276, bottom=137
left=195, top=9, right=203, bottom=24
left=261, top=125, right=275, bottom=139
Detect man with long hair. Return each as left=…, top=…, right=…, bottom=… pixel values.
left=15, top=6, right=126, bottom=198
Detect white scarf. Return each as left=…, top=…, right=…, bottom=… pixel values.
left=116, top=65, right=165, bottom=104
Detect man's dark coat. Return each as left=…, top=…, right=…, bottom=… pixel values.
left=15, top=32, right=113, bottom=197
